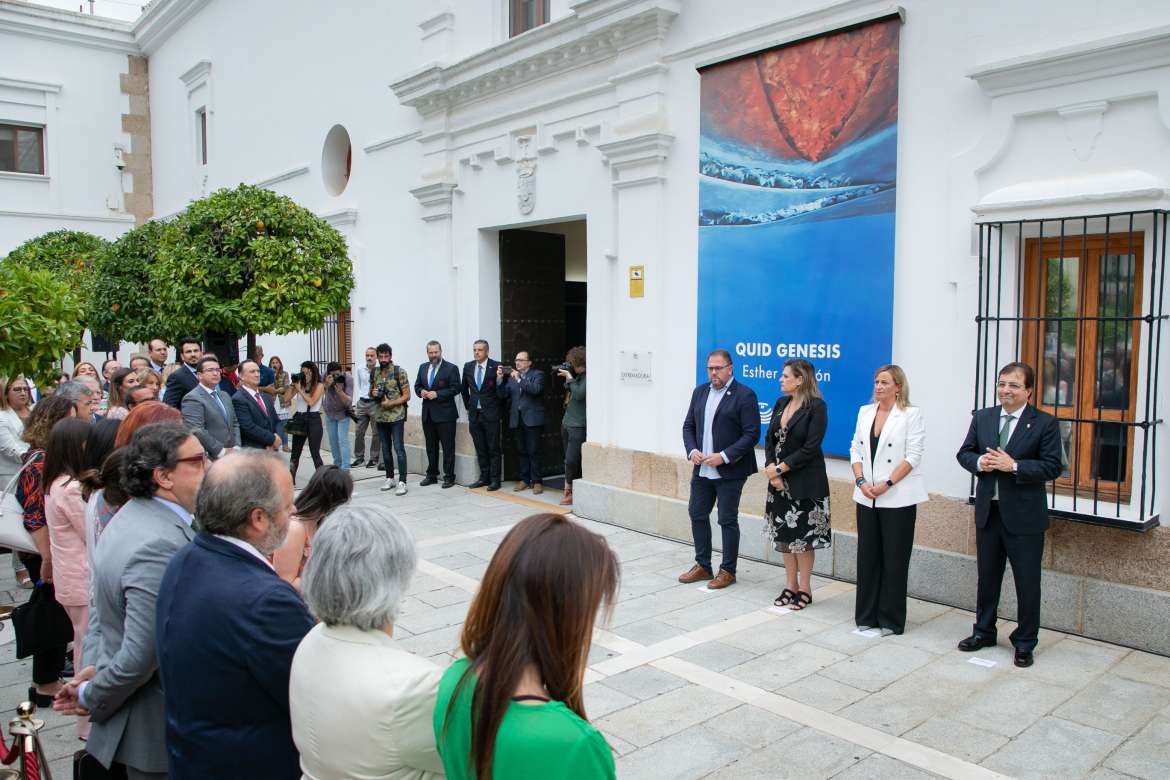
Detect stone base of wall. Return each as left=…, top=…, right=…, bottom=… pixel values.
left=575, top=442, right=1170, bottom=657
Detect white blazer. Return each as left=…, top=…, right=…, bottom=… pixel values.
left=289, top=623, right=445, bottom=780
left=849, top=403, right=928, bottom=508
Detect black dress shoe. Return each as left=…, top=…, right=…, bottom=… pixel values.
left=441, top=479, right=455, bottom=489
left=1014, top=650, right=1034, bottom=668
left=957, top=634, right=996, bottom=652
left=468, top=480, right=488, bottom=489
left=27, top=686, right=54, bottom=707
left=419, top=477, right=437, bottom=486
left=350, top=457, right=365, bottom=467
left=487, top=482, right=501, bottom=491
left=365, top=460, right=379, bottom=469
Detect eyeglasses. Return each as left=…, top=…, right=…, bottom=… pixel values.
left=707, top=364, right=730, bottom=372
left=200, top=367, right=222, bottom=374
left=174, top=453, right=211, bottom=467
left=9, top=387, right=30, bottom=393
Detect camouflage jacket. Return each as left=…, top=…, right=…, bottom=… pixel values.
left=371, top=362, right=410, bottom=423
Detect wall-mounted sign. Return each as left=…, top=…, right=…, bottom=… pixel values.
left=696, top=16, right=901, bottom=453
left=629, top=265, right=644, bottom=298
left=619, top=350, right=652, bottom=383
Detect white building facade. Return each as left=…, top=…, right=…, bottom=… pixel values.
left=3, top=0, right=1170, bottom=652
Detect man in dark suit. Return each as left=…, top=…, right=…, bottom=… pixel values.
left=231, top=359, right=280, bottom=450
left=155, top=451, right=313, bottom=780
left=679, top=348, right=760, bottom=589
left=162, top=337, right=203, bottom=408
left=414, top=340, right=461, bottom=488
left=956, top=361, right=1062, bottom=668
left=497, top=351, right=546, bottom=494
left=461, top=339, right=502, bottom=491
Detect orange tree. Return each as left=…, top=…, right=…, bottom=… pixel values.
left=150, top=184, right=353, bottom=344
left=0, top=264, right=86, bottom=385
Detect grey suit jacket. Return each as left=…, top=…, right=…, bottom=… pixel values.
left=83, top=497, right=195, bottom=773
left=181, top=385, right=241, bottom=449
left=498, top=369, right=546, bottom=428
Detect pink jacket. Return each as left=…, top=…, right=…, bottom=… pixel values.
left=45, top=475, right=89, bottom=607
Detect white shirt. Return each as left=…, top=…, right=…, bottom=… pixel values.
left=214, top=533, right=274, bottom=569
left=355, top=365, right=373, bottom=399
left=697, top=380, right=732, bottom=479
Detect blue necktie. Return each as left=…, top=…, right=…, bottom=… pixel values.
left=428, top=364, right=436, bottom=387
left=476, top=364, right=483, bottom=390
left=212, top=391, right=228, bottom=424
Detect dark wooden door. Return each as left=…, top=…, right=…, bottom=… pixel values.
left=499, top=229, right=566, bottom=480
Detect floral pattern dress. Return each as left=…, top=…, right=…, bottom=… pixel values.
left=764, top=423, right=832, bottom=552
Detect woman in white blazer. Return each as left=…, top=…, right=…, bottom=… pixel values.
left=849, top=364, right=927, bottom=635
left=290, top=504, right=445, bottom=780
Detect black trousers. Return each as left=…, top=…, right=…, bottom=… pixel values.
left=467, top=413, right=501, bottom=483
left=19, top=554, right=67, bottom=685
left=423, top=418, right=456, bottom=480
left=974, top=502, right=1045, bottom=652
left=854, top=503, right=917, bottom=633
left=290, top=412, right=324, bottom=468
left=688, top=475, right=746, bottom=575
left=562, top=424, right=586, bottom=483
left=514, top=424, right=543, bottom=485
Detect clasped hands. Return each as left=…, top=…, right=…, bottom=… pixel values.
left=856, top=480, right=890, bottom=500
left=689, top=449, right=723, bottom=467
left=981, top=447, right=1017, bottom=473
left=53, top=665, right=96, bottom=717
left=764, top=462, right=787, bottom=490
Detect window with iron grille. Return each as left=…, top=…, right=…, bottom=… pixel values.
left=0, top=123, right=44, bottom=175
left=973, top=211, right=1166, bottom=529
left=308, top=309, right=353, bottom=374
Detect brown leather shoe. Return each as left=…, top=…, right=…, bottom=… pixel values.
left=677, top=564, right=714, bottom=584
left=513, top=482, right=530, bottom=492
left=708, top=570, right=737, bottom=589
left=532, top=483, right=543, bottom=495
left=559, top=487, right=573, bottom=506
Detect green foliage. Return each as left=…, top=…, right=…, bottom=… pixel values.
left=87, top=219, right=167, bottom=343
left=149, top=184, right=353, bottom=341
left=3, top=229, right=108, bottom=297
left=0, top=265, right=85, bottom=385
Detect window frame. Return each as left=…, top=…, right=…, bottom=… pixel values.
left=509, top=0, right=550, bottom=37
left=1020, top=232, right=1144, bottom=503
left=0, top=122, right=46, bottom=175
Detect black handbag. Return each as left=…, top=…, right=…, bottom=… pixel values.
left=285, top=411, right=309, bottom=437
left=74, top=749, right=128, bottom=780
left=11, top=580, right=73, bottom=659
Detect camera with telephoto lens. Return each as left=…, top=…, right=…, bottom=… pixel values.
left=554, top=362, right=572, bottom=375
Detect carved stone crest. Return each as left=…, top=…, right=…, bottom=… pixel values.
left=516, top=137, right=535, bottom=215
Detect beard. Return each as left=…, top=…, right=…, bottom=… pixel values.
left=256, top=518, right=290, bottom=556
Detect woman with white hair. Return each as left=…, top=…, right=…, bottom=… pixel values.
left=289, top=504, right=444, bottom=780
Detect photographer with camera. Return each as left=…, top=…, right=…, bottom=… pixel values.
left=497, top=351, right=545, bottom=494
left=284, top=361, right=325, bottom=483
left=372, top=343, right=412, bottom=495
left=557, top=346, right=587, bottom=506
left=322, top=361, right=355, bottom=472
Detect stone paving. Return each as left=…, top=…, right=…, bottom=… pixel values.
left=2, top=469, right=1169, bottom=779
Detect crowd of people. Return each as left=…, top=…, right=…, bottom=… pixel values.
left=0, top=338, right=1065, bottom=777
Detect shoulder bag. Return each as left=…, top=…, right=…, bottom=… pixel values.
left=0, top=455, right=41, bottom=555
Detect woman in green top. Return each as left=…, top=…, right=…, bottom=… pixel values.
left=557, top=346, right=587, bottom=507
left=434, top=512, right=619, bottom=780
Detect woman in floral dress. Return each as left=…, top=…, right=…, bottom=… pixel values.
left=764, top=359, right=830, bottom=611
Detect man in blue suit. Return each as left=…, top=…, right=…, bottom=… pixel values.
left=679, top=348, right=760, bottom=589
left=232, top=360, right=280, bottom=449
left=155, top=451, right=313, bottom=780
left=162, top=337, right=202, bottom=408
left=497, top=350, right=546, bottom=494
left=461, top=339, right=503, bottom=490
left=956, top=361, right=1062, bottom=668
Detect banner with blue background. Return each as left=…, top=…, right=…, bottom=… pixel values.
left=696, top=17, right=901, bottom=455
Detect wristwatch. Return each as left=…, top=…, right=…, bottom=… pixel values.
left=886, top=479, right=895, bottom=488
left=855, top=477, right=865, bottom=487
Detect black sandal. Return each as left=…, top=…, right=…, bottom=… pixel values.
left=788, top=591, right=813, bottom=611
left=774, top=588, right=797, bottom=607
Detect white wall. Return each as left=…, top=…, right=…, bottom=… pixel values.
left=120, top=0, right=1170, bottom=522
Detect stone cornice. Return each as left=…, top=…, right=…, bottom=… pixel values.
left=134, top=0, right=212, bottom=55
left=253, top=164, right=309, bottom=189
left=0, top=0, right=136, bottom=53
left=409, top=181, right=458, bottom=222
left=969, top=24, right=1170, bottom=97
left=0, top=76, right=62, bottom=94
left=320, top=208, right=359, bottom=228
left=391, top=0, right=679, bottom=118
left=178, top=59, right=212, bottom=88
left=597, top=130, right=674, bottom=188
